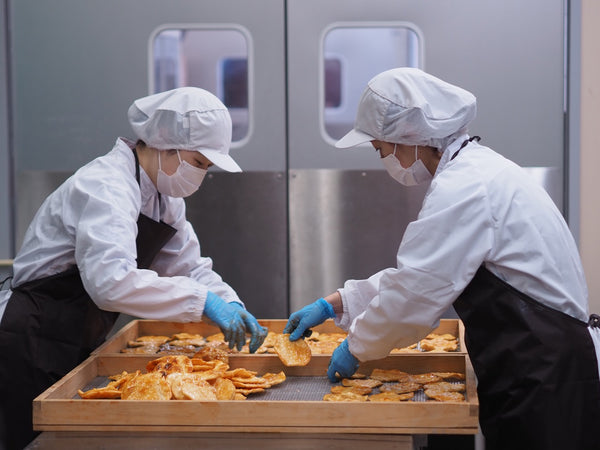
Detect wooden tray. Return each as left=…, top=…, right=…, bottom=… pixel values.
left=94, top=319, right=466, bottom=355
left=33, top=353, right=478, bottom=435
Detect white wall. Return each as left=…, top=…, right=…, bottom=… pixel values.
left=580, top=0, right=600, bottom=314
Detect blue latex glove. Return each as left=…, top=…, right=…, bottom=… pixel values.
left=203, top=292, right=247, bottom=351
left=327, top=339, right=360, bottom=382
left=229, top=302, right=268, bottom=353
left=283, top=298, right=335, bottom=341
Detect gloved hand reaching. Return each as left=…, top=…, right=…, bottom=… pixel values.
left=327, top=338, right=360, bottom=382
left=228, top=302, right=268, bottom=353
left=203, top=292, right=267, bottom=352
left=283, top=297, right=336, bottom=341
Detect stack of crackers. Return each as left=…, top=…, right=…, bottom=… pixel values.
left=391, top=333, right=459, bottom=353
left=324, top=368, right=466, bottom=403
left=77, top=354, right=285, bottom=401
left=121, top=330, right=459, bottom=355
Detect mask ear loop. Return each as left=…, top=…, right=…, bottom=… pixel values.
left=159, top=150, right=182, bottom=172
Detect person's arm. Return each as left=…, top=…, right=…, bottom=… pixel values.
left=333, top=270, right=389, bottom=331
left=73, top=175, right=207, bottom=322
left=150, top=198, right=241, bottom=304
left=284, top=256, right=406, bottom=340
left=324, top=291, right=343, bottom=314
left=346, top=168, right=494, bottom=362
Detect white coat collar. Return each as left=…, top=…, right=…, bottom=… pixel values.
left=434, top=133, right=469, bottom=177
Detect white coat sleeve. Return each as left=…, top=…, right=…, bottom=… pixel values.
left=71, top=173, right=207, bottom=322
left=344, top=169, right=495, bottom=361
left=334, top=271, right=387, bottom=331
left=149, top=198, right=242, bottom=305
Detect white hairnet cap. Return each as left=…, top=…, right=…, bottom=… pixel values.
left=335, top=68, right=477, bottom=150
left=128, top=87, right=241, bottom=172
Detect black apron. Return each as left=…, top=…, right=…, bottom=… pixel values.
left=0, top=149, right=176, bottom=450
left=451, top=138, right=600, bottom=449
left=454, top=267, right=600, bottom=450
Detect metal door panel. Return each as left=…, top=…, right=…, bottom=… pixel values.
left=287, top=0, right=564, bottom=171
left=10, top=0, right=286, bottom=172
left=10, top=0, right=287, bottom=317
left=186, top=172, right=288, bottom=319
left=6, top=0, right=570, bottom=319
left=287, top=0, right=566, bottom=310
left=289, top=170, right=428, bottom=304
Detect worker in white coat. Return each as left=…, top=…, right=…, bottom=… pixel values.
left=0, top=87, right=267, bottom=449
left=284, top=68, right=600, bottom=450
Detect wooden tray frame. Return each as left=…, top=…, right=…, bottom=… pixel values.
left=34, top=353, right=478, bottom=435
left=93, top=319, right=466, bottom=355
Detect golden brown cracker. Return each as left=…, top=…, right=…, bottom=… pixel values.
left=369, top=368, right=410, bottom=382
left=121, top=372, right=172, bottom=400
left=120, top=345, right=159, bottom=354
left=214, top=377, right=237, bottom=400
left=424, top=389, right=465, bottom=402
left=131, top=335, right=171, bottom=345
left=146, top=355, right=194, bottom=375
left=431, top=372, right=466, bottom=381
left=77, top=387, right=122, bottom=399
left=274, top=333, right=311, bottom=366
left=408, top=373, right=443, bottom=384
left=368, top=392, right=414, bottom=402
left=167, top=373, right=218, bottom=401
left=261, top=371, right=286, bottom=387
left=323, top=391, right=368, bottom=402
left=379, top=381, right=422, bottom=394
left=330, top=385, right=373, bottom=395
left=423, top=381, right=466, bottom=392
left=341, top=378, right=383, bottom=389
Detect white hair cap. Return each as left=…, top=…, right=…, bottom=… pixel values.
left=335, top=68, right=477, bottom=151
left=128, top=87, right=241, bottom=172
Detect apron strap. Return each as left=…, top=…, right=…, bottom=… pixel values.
left=132, top=147, right=163, bottom=207
left=0, top=275, right=12, bottom=290
left=451, top=135, right=481, bottom=161
left=131, top=147, right=177, bottom=269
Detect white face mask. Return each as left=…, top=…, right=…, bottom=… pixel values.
left=156, top=150, right=207, bottom=198
left=382, top=144, right=433, bottom=186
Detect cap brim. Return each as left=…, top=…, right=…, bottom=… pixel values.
left=335, top=129, right=375, bottom=148
left=198, top=149, right=242, bottom=172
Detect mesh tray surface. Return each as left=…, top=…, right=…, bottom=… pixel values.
left=81, top=376, right=461, bottom=402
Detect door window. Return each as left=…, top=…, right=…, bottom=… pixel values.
left=322, top=24, right=423, bottom=142
left=152, top=27, right=251, bottom=144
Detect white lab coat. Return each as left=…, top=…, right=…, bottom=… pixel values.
left=0, top=138, right=241, bottom=321
left=336, top=136, right=600, bottom=370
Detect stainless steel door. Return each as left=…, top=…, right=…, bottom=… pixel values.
left=10, top=0, right=287, bottom=318
left=287, top=0, right=565, bottom=310
left=7, top=0, right=567, bottom=319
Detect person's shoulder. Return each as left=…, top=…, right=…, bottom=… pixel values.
left=423, top=147, right=495, bottom=211
left=434, top=147, right=488, bottom=185
left=77, top=143, right=136, bottom=183
left=443, top=145, right=514, bottom=184
left=464, top=145, right=528, bottom=184
left=64, top=148, right=140, bottom=207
